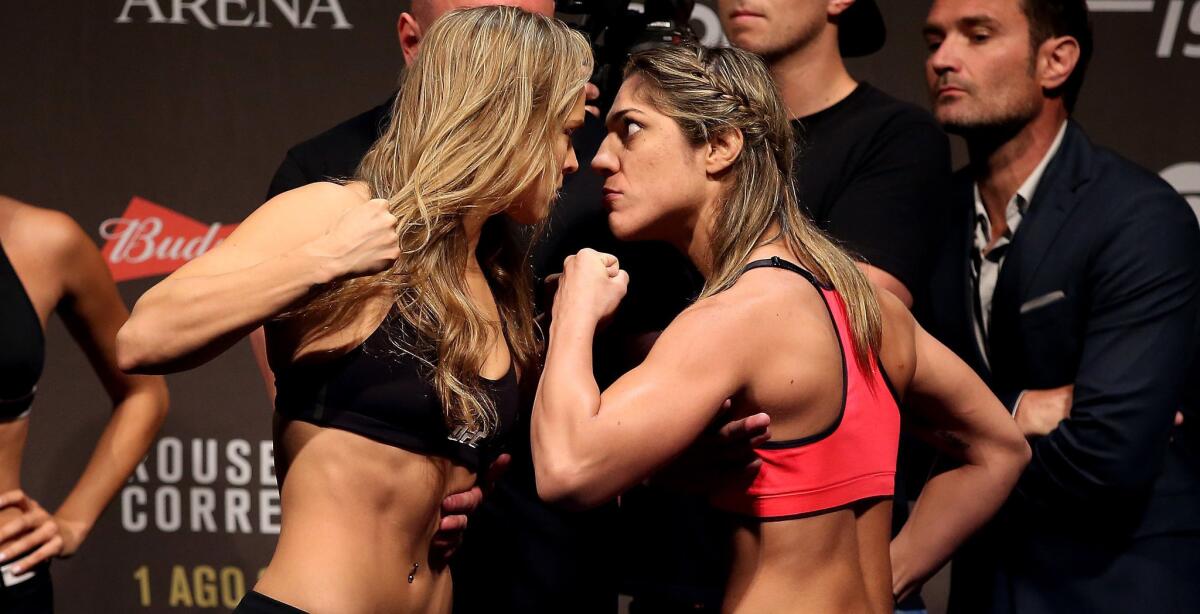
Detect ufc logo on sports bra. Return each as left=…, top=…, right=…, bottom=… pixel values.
left=448, top=426, right=485, bottom=448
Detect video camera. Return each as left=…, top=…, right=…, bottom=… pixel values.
left=555, top=0, right=697, bottom=110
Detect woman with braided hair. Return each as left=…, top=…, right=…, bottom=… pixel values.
left=531, top=43, right=1030, bottom=612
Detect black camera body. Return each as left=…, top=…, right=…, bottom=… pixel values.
left=556, top=0, right=696, bottom=109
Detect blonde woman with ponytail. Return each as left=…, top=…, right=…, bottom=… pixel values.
left=532, top=43, right=1030, bottom=613
left=118, top=7, right=590, bottom=613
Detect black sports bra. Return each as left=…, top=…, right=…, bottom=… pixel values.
left=272, top=310, right=519, bottom=472
left=0, top=239, right=44, bottom=420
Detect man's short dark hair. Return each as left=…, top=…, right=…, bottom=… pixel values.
left=1022, top=0, right=1093, bottom=112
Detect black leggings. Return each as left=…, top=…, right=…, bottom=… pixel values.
left=234, top=591, right=309, bottom=614
left=0, top=558, right=53, bottom=614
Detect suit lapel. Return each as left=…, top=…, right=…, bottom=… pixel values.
left=989, top=122, right=1092, bottom=361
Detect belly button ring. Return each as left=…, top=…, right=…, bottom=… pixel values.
left=408, top=562, right=420, bottom=584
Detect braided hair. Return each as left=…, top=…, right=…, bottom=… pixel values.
left=625, top=44, right=882, bottom=370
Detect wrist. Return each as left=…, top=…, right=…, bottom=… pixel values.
left=298, top=238, right=345, bottom=286
left=546, top=314, right=598, bottom=373
left=889, top=532, right=919, bottom=601
left=52, top=515, right=92, bottom=556
left=1014, top=391, right=1055, bottom=437
left=549, top=308, right=600, bottom=339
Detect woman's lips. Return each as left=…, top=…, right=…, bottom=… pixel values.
left=729, top=10, right=764, bottom=23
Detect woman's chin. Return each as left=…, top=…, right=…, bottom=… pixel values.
left=607, top=211, right=645, bottom=241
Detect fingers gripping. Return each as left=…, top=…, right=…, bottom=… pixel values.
left=441, top=487, right=484, bottom=516
left=0, top=493, right=60, bottom=573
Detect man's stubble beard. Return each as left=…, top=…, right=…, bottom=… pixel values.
left=940, top=97, right=1039, bottom=143
left=735, top=15, right=825, bottom=66
left=940, top=54, right=1042, bottom=143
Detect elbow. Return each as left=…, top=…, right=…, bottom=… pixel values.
left=147, top=376, right=171, bottom=426
left=116, top=320, right=168, bottom=374
left=115, top=322, right=149, bottom=373
left=117, top=284, right=190, bottom=374
left=1000, top=409, right=1033, bottom=468
left=981, top=425, right=1032, bottom=488
left=1003, top=428, right=1033, bottom=476
left=534, top=459, right=605, bottom=512
left=1012, top=437, right=1033, bottom=475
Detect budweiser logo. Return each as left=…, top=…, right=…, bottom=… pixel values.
left=100, top=196, right=238, bottom=282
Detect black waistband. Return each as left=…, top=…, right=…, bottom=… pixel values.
left=234, top=591, right=308, bottom=614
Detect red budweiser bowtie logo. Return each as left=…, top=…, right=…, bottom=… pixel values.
left=100, top=196, right=238, bottom=282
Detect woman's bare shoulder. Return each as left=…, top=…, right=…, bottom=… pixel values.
left=875, top=287, right=916, bottom=347
left=667, top=271, right=829, bottom=352
left=875, top=285, right=918, bottom=393
left=235, top=181, right=369, bottom=240
left=261, top=181, right=368, bottom=217
left=0, top=197, right=91, bottom=263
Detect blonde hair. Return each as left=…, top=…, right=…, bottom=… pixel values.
left=302, top=7, right=592, bottom=436
left=625, top=44, right=881, bottom=370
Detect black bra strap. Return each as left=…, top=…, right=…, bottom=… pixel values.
left=740, top=256, right=830, bottom=290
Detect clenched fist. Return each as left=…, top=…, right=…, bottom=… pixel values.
left=552, top=248, right=629, bottom=325
left=310, top=198, right=402, bottom=281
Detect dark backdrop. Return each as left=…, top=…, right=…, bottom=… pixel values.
left=1, top=1, right=1196, bottom=611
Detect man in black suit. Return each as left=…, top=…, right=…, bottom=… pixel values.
left=921, top=0, right=1200, bottom=612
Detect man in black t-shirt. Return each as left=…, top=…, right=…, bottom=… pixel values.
left=720, top=0, right=951, bottom=308
left=619, top=2, right=953, bottom=612
left=789, top=83, right=952, bottom=309
left=265, top=94, right=392, bottom=202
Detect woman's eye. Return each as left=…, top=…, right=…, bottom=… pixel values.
left=625, top=120, right=642, bottom=136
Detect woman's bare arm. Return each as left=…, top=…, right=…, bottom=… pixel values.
left=117, top=183, right=399, bottom=374
left=0, top=210, right=167, bottom=571
left=49, top=214, right=169, bottom=557
left=532, top=249, right=747, bottom=510
left=882, top=294, right=1031, bottom=601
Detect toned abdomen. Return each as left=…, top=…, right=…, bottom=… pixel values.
left=255, top=419, right=476, bottom=614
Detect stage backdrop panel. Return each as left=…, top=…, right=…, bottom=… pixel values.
left=0, top=2, right=1195, bottom=612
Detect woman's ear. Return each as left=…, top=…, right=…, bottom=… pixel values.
left=705, top=128, right=744, bottom=175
